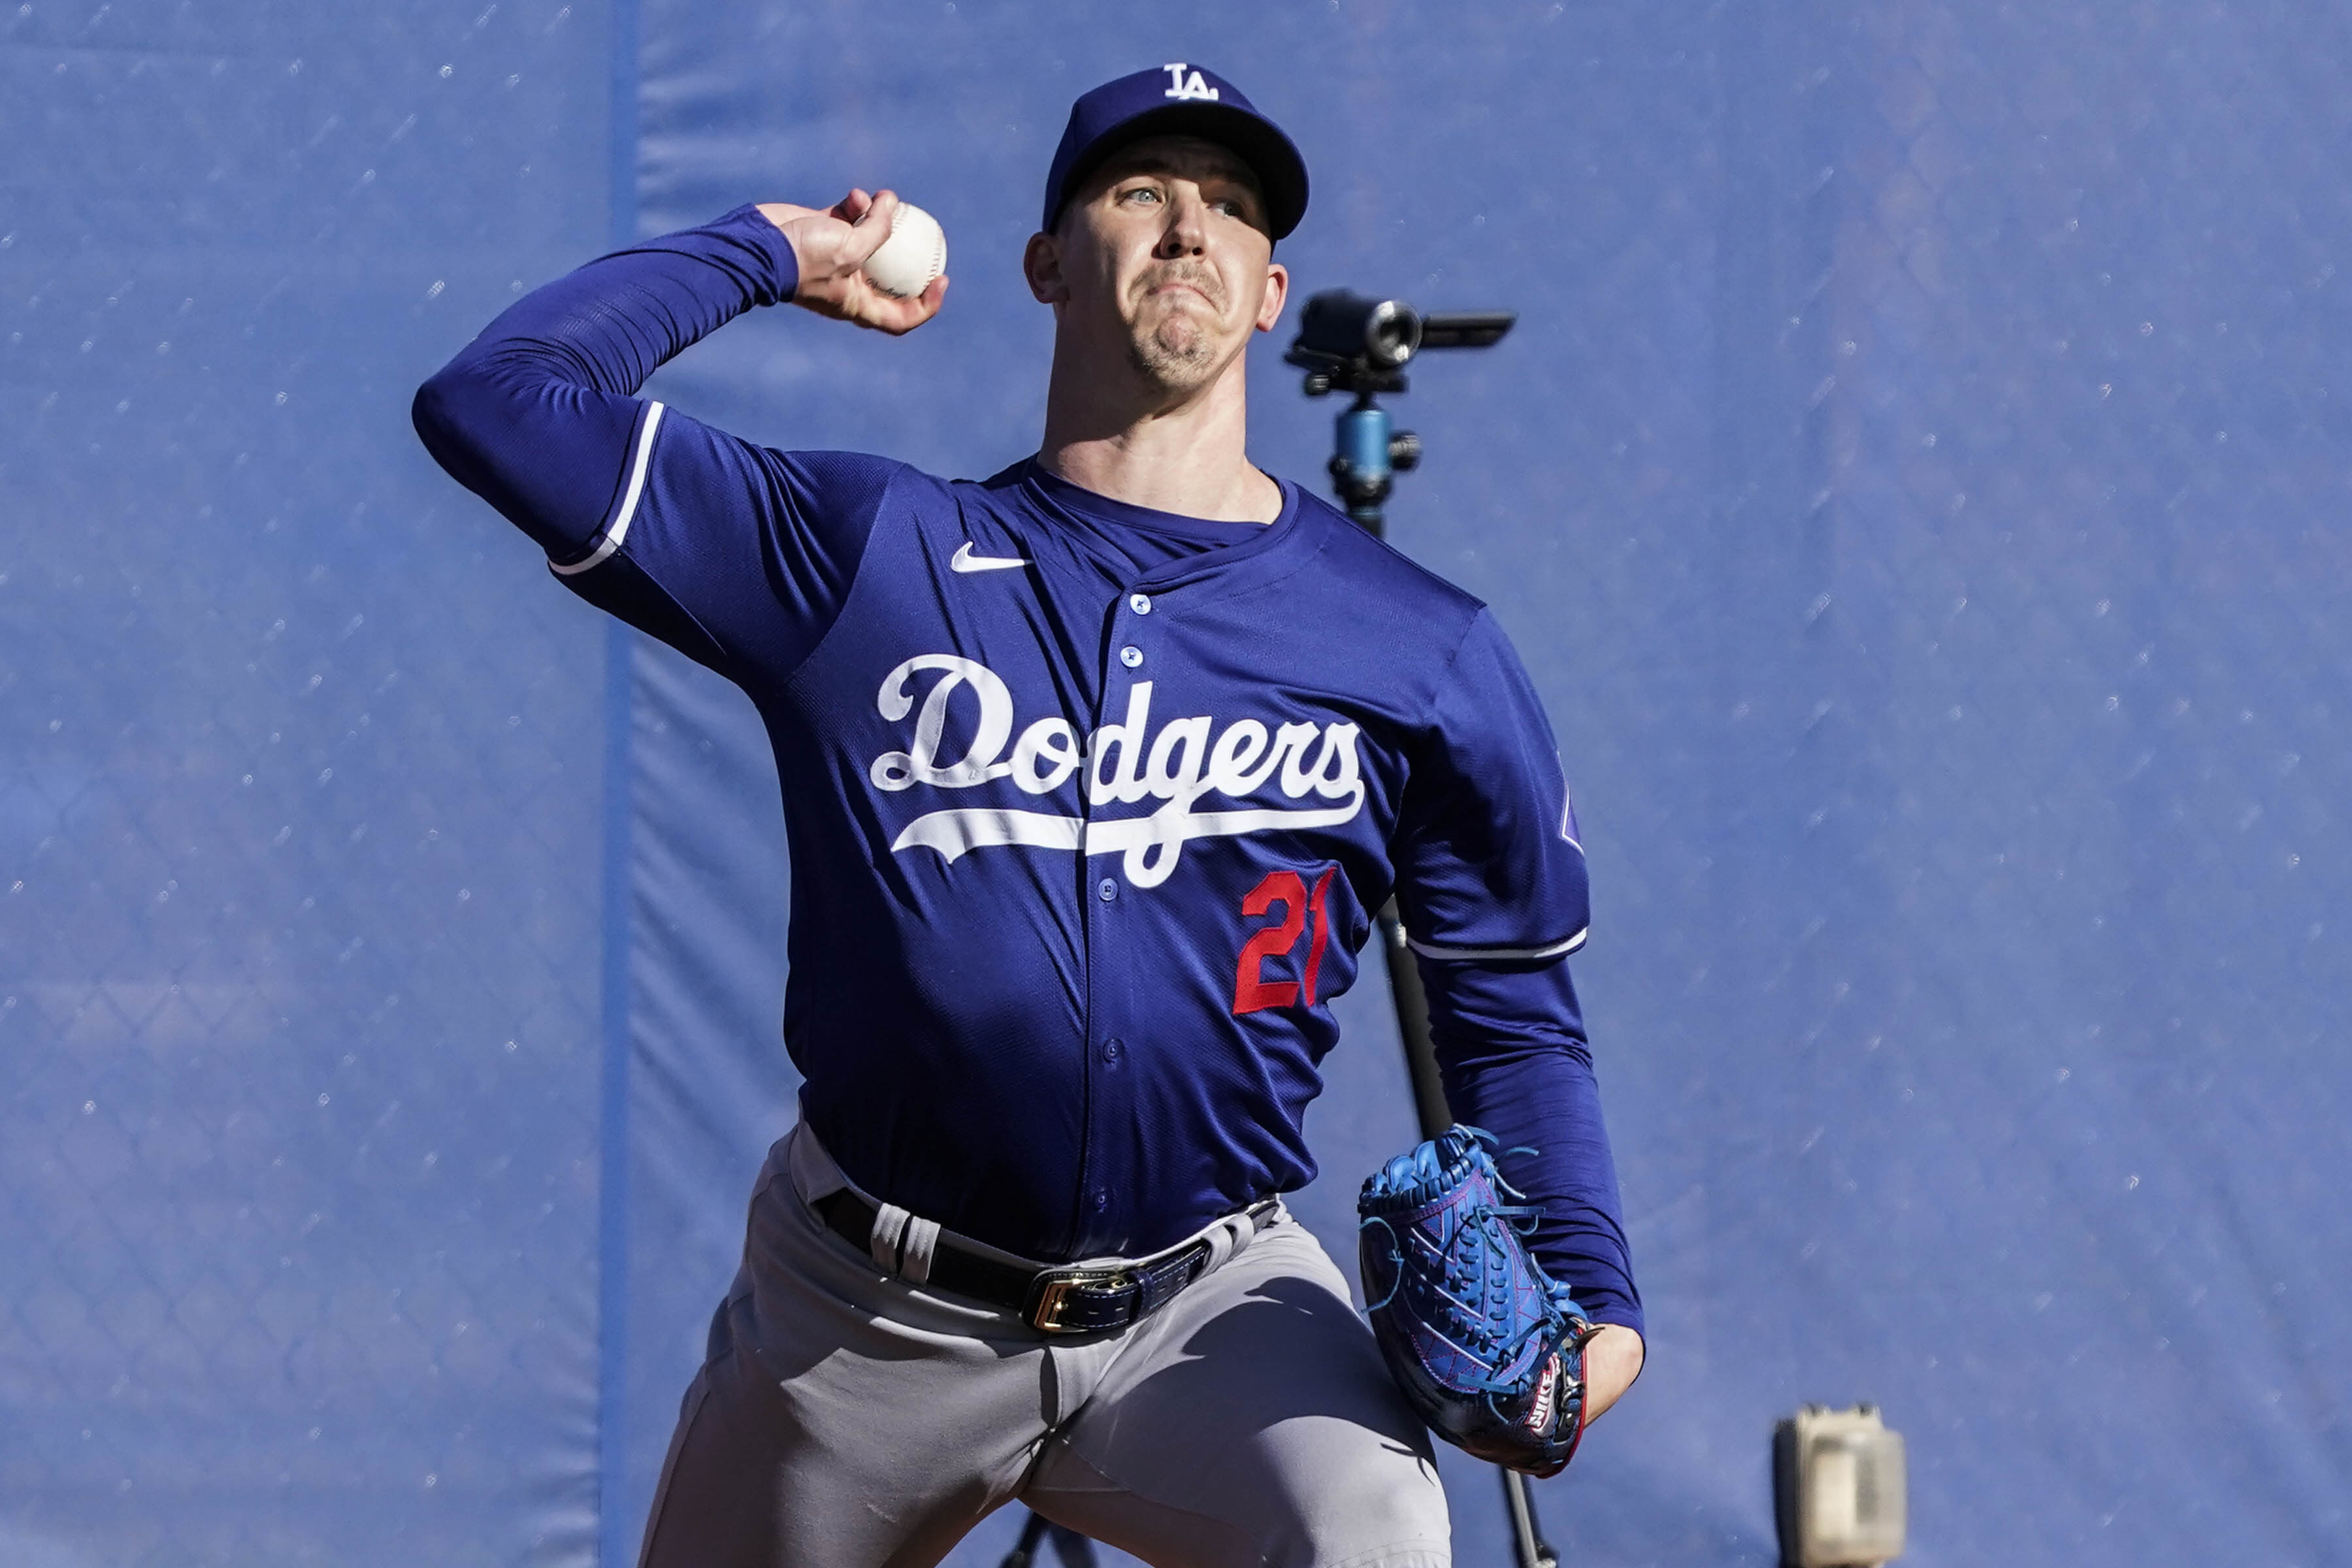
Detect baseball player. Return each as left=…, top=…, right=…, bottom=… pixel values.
left=416, top=64, right=1642, bottom=1568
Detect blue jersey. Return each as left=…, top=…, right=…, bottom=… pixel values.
left=415, top=206, right=1641, bottom=1333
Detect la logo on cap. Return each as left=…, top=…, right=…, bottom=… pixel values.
left=1161, top=63, right=1220, bottom=101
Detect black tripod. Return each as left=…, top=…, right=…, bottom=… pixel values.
left=1289, top=291, right=1560, bottom=1568
left=1000, top=1511, right=1096, bottom=1567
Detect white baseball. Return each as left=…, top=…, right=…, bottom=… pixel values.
left=861, top=201, right=947, bottom=298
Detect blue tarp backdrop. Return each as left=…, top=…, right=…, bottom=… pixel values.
left=5, top=2, right=2347, bottom=1565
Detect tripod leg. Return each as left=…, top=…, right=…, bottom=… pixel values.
left=1000, top=1509, right=1100, bottom=1568
left=1377, top=908, right=1450, bottom=1145
left=998, top=1507, right=1051, bottom=1568
left=1501, top=1470, right=1560, bottom=1568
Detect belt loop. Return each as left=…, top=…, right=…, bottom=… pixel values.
left=900, top=1215, right=942, bottom=1284
left=870, top=1202, right=913, bottom=1273
left=1200, top=1218, right=1239, bottom=1275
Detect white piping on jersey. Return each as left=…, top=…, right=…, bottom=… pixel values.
left=551, top=400, right=665, bottom=577
left=1405, top=928, right=1589, bottom=962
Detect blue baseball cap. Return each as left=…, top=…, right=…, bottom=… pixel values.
left=1041, top=63, right=1309, bottom=241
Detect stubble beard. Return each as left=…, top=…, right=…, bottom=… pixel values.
left=1124, top=267, right=1228, bottom=395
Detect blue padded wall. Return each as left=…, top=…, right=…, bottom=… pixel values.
left=2, top=1, right=619, bottom=1562
left=6, top=2, right=2347, bottom=1565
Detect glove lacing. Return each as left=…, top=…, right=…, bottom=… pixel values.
left=1360, top=1131, right=1587, bottom=1431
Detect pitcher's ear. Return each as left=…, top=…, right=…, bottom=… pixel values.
left=1254, top=261, right=1290, bottom=333
left=1024, top=231, right=1068, bottom=305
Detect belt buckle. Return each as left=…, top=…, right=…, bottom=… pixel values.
left=1023, top=1266, right=1139, bottom=1335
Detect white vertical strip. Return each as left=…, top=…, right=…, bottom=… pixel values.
left=898, top=1217, right=942, bottom=1284
left=868, top=1203, right=913, bottom=1273
left=551, top=400, right=666, bottom=576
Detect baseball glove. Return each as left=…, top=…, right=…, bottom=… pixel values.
left=1358, top=1125, right=1599, bottom=1477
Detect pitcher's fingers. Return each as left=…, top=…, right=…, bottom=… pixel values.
left=842, top=190, right=902, bottom=266
left=868, top=272, right=947, bottom=336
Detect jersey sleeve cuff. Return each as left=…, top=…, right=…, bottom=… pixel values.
left=1582, top=1303, right=1644, bottom=1339
left=718, top=201, right=802, bottom=302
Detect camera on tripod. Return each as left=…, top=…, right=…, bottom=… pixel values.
left=1285, top=291, right=1514, bottom=397
left=1285, top=290, right=1515, bottom=530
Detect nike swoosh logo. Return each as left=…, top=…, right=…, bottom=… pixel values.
left=951, top=542, right=1030, bottom=574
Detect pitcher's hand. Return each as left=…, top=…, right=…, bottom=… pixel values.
left=759, top=188, right=947, bottom=334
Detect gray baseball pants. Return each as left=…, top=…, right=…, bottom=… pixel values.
left=636, top=1124, right=1451, bottom=1567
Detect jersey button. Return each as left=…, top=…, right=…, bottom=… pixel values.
left=1096, top=877, right=1119, bottom=902
left=1128, top=593, right=1152, bottom=615
left=1102, top=1037, right=1124, bottom=1064
left=1091, top=1188, right=1110, bottom=1213
left=1119, top=645, right=1144, bottom=668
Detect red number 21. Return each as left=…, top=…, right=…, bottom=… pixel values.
left=1232, top=869, right=1335, bottom=1015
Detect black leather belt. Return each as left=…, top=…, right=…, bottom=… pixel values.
left=814, top=1188, right=1277, bottom=1335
